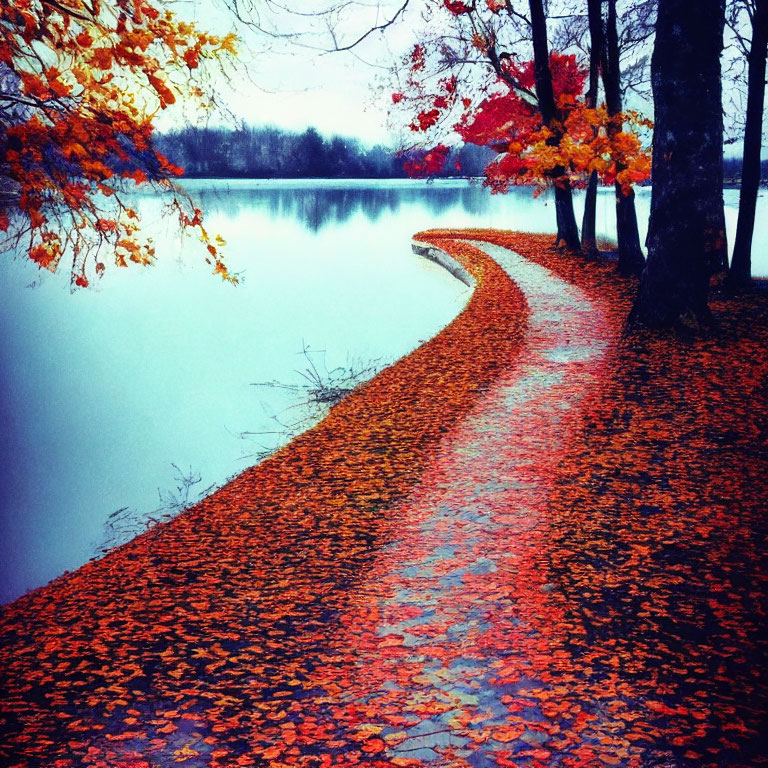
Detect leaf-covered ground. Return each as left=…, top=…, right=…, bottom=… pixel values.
left=1, top=231, right=766, bottom=768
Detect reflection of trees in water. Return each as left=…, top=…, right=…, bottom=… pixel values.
left=291, top=188, right=402, bottom=231
left=187, top=183, right=496, bottom=232
left=460, top=185, right=495, bottom=215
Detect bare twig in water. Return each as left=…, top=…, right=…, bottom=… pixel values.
left=240, top=342, right=385, bottom=462
left=95, top=463, right=214, bottom=556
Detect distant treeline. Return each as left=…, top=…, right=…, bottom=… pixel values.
left=722, top=156, right=768, bottom=184
left=154, top=126, right=767, bottom=183
left=154, top=126, right=494, bottom=179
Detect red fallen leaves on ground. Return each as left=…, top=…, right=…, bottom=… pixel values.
left=1, top=230, right=767, bottom=768
left=0, top=236, right=529, bottom=766
left=421, top=229, right=768, bottom=767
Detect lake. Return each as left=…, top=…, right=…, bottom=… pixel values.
left=1, top=179, right=766, bottom=604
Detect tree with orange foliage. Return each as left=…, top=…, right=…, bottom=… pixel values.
left=391, top=0, right=651, bottom=253
left=589, top=0, right=649, bottom=276
left=0, top=0, right=237, bottom=287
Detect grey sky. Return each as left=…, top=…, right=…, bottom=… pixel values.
left=164, top=0, right=758, bottom=155
left=165, top=0, right=416, bottom=144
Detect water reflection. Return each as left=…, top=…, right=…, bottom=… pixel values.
left=179, top=181, right=768, bottom=279
left=1, top=180, right=483, bottom=605
left=185, top=180, right=496, bottom=233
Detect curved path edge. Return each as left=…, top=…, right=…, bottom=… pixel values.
left=0, top=231, right=623, bottom=768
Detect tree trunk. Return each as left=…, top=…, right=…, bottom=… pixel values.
left=582, top=171, right=599, bottom=256
left=581, top=0, right=603, bottom=257
left=614, top=183, right=644, bottom=276
left=529, top=0, right=580, bottom=250
left=728, top=0, right=768, bottom=288
left=553, top=181, right=581, bottom=249
left=602, top=0, right=645, bottom=276
left=705, top=184, right=729, bottom=276
left=633, top=0, right=725, bottom=329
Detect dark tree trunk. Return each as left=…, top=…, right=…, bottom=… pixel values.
left=602, top=0, right=645, bottom=276
left=707, top=206, right=729, bottom=275
left=582, top=171, right=599, bottom=256
left=615, top=183, right=644, bottom=275
left=553, top=182, right=581, bottom=249
left=728, top=0, right=768, bottom=288
left=633, top=0, right=725, bottom=328
left=581, top=0, right=603, bottom=257
left=529, top=0, right=580, bottom=250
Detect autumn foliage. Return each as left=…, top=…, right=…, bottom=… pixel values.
left=0, top=0, right=237, bottom=286
left=396, top=46, right=651, bottom=193
left=464, top=57, right=651, bottom=193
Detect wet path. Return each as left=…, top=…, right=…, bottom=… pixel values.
left=3, top=233, right=766, bottom=768
left=284, top=239, right=619, bottom=766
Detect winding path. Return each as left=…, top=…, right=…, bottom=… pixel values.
left=6, top=232, right=765, bottom=767
left=285, top=238, right=617, bottom=766
left=0, top=234, right=620, bottom=767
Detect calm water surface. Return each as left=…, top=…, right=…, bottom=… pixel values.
left=1, top=179, right=766, bottom=603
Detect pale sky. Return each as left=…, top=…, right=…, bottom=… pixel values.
left=165, top=0, right=418, bottom=145
left=164, top=0, right=757, bottom=154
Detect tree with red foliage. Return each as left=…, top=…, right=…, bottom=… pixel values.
left=392, top=0, right=651, bottom=252
left=527, top=0, right=580, bottom=251
left=579, top=0, right=604, bottom=259
left=599, top=0, right=646, bottom=276
left=0, top=0, right=237, bottom=287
